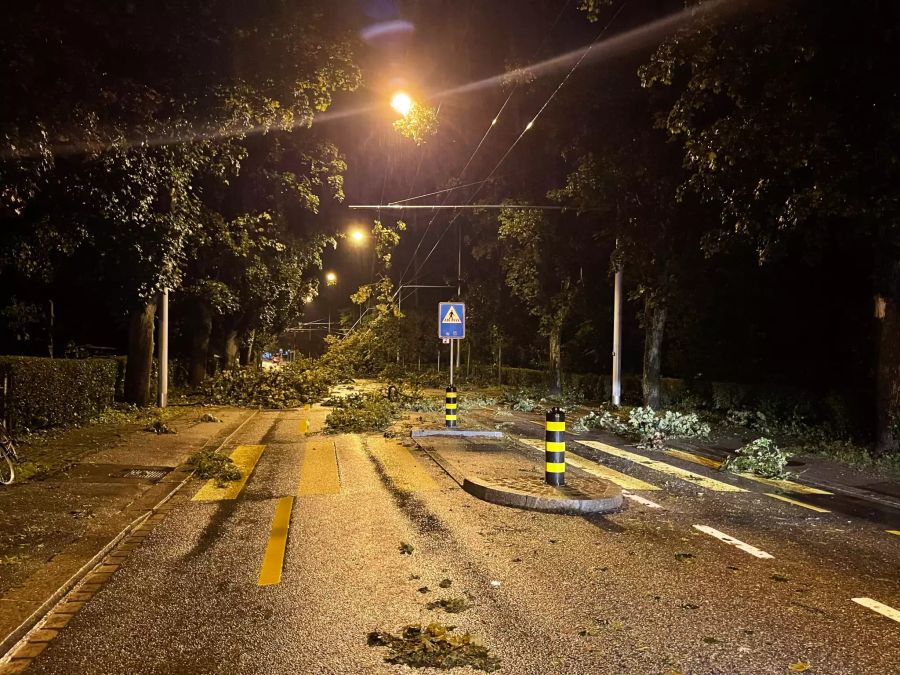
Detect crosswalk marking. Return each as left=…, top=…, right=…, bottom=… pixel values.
left=298, top=439, right=341, bottom=495
left=258, top=496, right=294, bottom=586
left=577, top=441, right=746, bottom=492
left=368, top=437, right=438, bottom=492
left=851, top=597, right=900, bottom=623
left=299, top=419, right=309, bottom=433
left=887, top=530, right=900, bottom=537
left=515, top=437, right=660, bottom=491
left=623, top=491, right=663, bottom=509
left=765, top=493, right=830, bottom=513
left=693, top=524, right=774, bottom=559
left=192, top=445, right=266, bottom=501
left=666, top=448, right=830, bottom=495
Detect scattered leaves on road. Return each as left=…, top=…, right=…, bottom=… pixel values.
left=426, top=597, right=472, bottom=614
left=144, top=420, right=176, bottom=434
left=702, top=636, right=723, bottom=645
left=788, top=662, right=811, bottom=672
left=674, top=552, right=695, bottom=562
left=399, top=542, right=414, bottom=555
left=367, top=623, right=501, bottom=672
left=439, top=578, right=452, bottom=588
left=197, top=413, right=223, bottom=423
left=187, top=449, right=241, bottom=486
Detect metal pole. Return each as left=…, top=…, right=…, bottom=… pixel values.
left=612, top=264, right=623, bottom=406
left=158, top=288, right=168, bottom=408
left=449, top=339, right=454, bottom=387
left=545, top=407, right=566, bottom=486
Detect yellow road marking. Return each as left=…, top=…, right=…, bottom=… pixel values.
left=298, top=439, right=341, bottom=495
left=299, top=419, right=309, bottom=433
left=516, top=437, right=659, bottom=490
left=368, top=437, right=438, bottom=492
left=886, top=530, right=900, bottom=537
left=666, top=448, right=831, bottom=495
left=192, top=445, right=265, bottom=501
left=852, top=597, right=900, bottom=623
left=528, top=420, right=579, bottom=435
left=577, top=441, right=746, bottom=492
left=666, top=448, right=722, bottom=469
left=764, top=493, right=830, bottom=513
left=258, top=496, right=294, bottom=586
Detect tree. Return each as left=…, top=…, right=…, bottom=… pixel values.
left=640, top=0, right=900, bottom=452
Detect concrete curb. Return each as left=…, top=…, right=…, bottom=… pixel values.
left=462, top=475, right=623, bottom=514
left=412, top=434, right=623, bottom=514
left=0, top=408, right=259, bottom=661
left=412, top=429, right=504, bottom=439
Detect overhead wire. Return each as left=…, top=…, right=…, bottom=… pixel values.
left=408, top=0, right=630, bottom=282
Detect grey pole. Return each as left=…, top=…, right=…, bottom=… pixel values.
left=158, top=288, right=169, bottom=408
left=612, top=265, right=622, bottom=406
left=449, top=339, right=455, bottom=387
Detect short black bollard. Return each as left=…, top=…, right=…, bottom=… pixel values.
left=445, top=386, right=458, bottom=428
left=545, top=407, right=565, bottom=486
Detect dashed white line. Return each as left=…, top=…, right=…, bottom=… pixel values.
left=852, top=597, right=900, bottom=623
left=623, top=491, right=663, bottom=509
left=693, top=524, right=774, bottom=559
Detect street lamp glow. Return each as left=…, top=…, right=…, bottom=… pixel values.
left=391, top=92, right=413, bottom=117
left=325, top=271, right=337, bottom=286
left=349, top=228, right=366, bottom=244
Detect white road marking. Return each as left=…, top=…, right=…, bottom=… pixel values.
left=852, top=597, right=900, bottom=623
left=692, top=524, right=774, bottom=559
left=623, top=491, right=663, bottom=509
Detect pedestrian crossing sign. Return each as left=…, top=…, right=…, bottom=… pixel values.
left=438, top=302, right=465, bottom=338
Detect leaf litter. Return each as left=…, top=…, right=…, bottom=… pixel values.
left=367, top=623, right=501, bottom=672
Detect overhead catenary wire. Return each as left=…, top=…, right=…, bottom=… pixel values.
left=408, top=0, right=630, bottom=282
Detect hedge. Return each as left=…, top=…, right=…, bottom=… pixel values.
left=0, top=356, right=118, bottom=430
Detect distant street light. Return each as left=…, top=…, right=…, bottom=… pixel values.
left=325, top=271, right=337, bottom=286
left=391, top=92, right=413, bottom=117
left=348, top=228, right=367, bottom=244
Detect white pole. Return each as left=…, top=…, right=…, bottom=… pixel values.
left=612, top=266, right=622, bottom=406
left=158, top=288, right=168, bottom=408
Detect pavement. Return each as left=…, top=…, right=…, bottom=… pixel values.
left=0, top=397, right=898, bottom=674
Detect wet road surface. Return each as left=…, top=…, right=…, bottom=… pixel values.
left=12, top=406, right=900, bottom=674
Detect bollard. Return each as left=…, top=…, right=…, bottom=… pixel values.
left=545, top=407, right=565, bottom=486
left=445, top=386, right=458, bottom=428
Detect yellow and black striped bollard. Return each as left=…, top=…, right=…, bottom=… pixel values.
left=445, top=386, right=458, bottom=428
left=545, top=407, right=565, bottom=486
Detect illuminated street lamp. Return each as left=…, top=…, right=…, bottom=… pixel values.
left=325, top=271, right=337, bottom=286
left=348, top=228, right=367, bottom=244
left=391, top=91, right=413, bottom=117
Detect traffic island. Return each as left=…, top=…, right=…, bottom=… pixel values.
left=463, top=474, right=623, bottom=514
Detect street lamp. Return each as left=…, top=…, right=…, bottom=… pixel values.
left=325, top=271, right=337, bottom=286
left=391, top=91, right=413, bottom=117
left=348, top=227, right=367, bottom=244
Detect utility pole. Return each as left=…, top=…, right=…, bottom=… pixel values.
left=158, top=288, right=168, bottom=408
left=612, top=264, right=622, bottom=406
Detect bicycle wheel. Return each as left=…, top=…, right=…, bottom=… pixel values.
left=0, top=452, right=13, bottom=485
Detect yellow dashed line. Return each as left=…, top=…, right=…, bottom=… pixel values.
left=665, top=448, right=722, bottom=469
left=368, top=437, right=438, bottom=492
left=517, top=437, right=659, bottom=491
left=192, top=445, right=266, bottom=501
left=299, top=418, right=309, bottom=433
left=258, top=496, right=294, bottom=586
left=764, top=493, right=830, bottom=513
left=886, top=530, right=900, bottom=537
left=665, top=447, right=831, bottom=495
left=298, top=439, right=341, bottom=495
left=577, top=441, right=746, bottom=492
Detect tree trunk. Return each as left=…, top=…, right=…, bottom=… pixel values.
left=874, top=294, right=900, bottom=456
left=189, top=308, right=212, bottom=388
left=224, top=329, right=240, bottom=370
left=642, top=294, right=667, bottom=409
left=242, top=330, right=256, bottom=367
left=123, top=300, right=156, bottom=407
left=549, top=323, right=563, bottom=396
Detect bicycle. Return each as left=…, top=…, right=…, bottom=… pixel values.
left=0, top=422, right=17, bottom=485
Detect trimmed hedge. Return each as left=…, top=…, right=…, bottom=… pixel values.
left=0, top=356, right=118, bottom=430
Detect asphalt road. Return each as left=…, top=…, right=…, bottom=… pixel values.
left=18, top=407, right=900, bottom=674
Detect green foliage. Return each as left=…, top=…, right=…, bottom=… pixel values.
left=392, top=104, right=440, bottom=145
left=572, top=408, right=630, bottom=435
left=325, top=393, right=396, bottom=433
left=628, top=407, right=710, bottom=451
left=426, top=597, right=472, bottom=614
left=367, top=623, right=501, bottom=672
left=722, top=438, right=792, bottom=479
left=187, top=449, right=241, bottom=487
left=200, top=363, right=332, bottom=408
left=0, top=357, right=117, bottom=430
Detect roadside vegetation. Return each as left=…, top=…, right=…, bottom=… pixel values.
left=187, top=448, right=241, bottom=486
